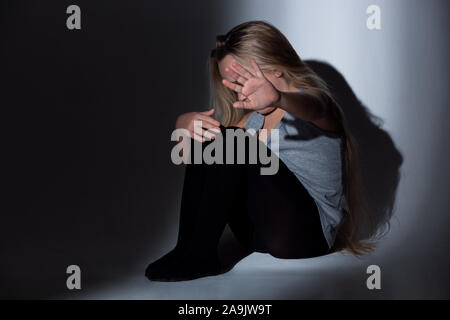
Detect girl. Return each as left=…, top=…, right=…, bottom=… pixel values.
left=145, top=20, right=372, bottom=282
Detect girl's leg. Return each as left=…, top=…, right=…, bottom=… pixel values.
left=143, top=148, right=208, bottom=277
left=227, top=200, right=254, bottom=251
left=247, top=144, right=330, bottom=259
left=145, top=126, right=251, bottom=281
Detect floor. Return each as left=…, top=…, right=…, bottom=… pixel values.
left=54, top=221, right=449, bottom=300
left=76, top=249, right=385, bottom=300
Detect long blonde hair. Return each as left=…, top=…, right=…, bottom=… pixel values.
left=209, top=20, right=375, bottom=255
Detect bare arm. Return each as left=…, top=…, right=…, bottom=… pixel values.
left=274, top=88, right=341, bottom=133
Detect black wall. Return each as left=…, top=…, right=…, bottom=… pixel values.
left=1, top=0, right=221, bottom=298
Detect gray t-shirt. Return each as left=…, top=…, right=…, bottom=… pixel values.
left=245, top=93, right=348, bottom=248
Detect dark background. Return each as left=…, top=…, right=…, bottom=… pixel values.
left=1, top=0, right=223, bottom=298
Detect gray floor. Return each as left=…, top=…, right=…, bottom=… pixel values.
left=80, top=252, right=375, bottom=300
left=67, top=222, right=445, bottom=300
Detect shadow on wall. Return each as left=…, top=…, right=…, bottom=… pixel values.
left=305, top=60, right=404, bottom=241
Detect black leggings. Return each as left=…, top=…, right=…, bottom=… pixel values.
left=175, top=125, right=329, bottom=261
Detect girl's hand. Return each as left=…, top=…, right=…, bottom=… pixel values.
left=175, top=108, right=221, bottom=142
left=222, top=59, right=280, bottom=110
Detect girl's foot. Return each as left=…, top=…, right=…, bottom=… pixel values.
left=145, top=252, right=222, bottom=282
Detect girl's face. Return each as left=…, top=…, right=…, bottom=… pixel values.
left=218, top=54, right=278, bottom=115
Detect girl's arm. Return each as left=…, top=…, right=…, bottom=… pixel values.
left=274, top=88, right=340, bottom=133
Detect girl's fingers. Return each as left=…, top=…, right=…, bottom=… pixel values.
left=224, top=67, right=247, bottom=85
left=197, top=118, right=221, bottom=133
left=232, top=60, right=255, bottom=79
left=201, top=108, right=215, bottom=115
left=222, top=79, right=243, bottom=93
left=197, top=115, right=221, bottom=128
left=193, top=128, right=216, bottom=141
left=251, top=59, right=264, bottom=78
left=201, top=128, right=217, bottom=140
left=233, top=100, right=254, bottom=109
left=238, top=93, right=247, bottom=101
left=191, top=131, right=205, bottom=143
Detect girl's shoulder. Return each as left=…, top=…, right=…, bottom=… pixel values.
left=245, top=111, right=264, bottom=131
left=281, top=111, right=344, bottom=140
